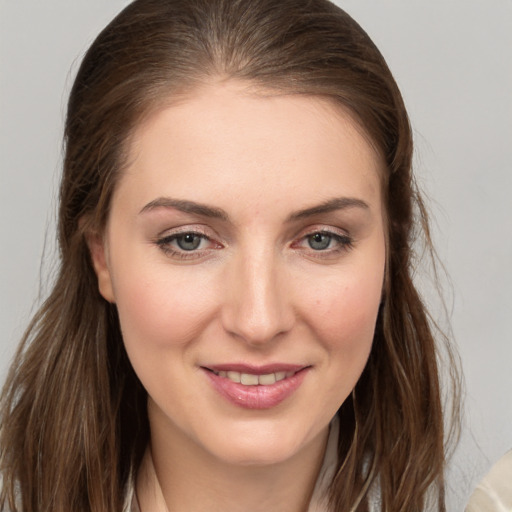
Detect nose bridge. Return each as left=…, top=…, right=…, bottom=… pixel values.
left=222, top=243, right=293, bottom=345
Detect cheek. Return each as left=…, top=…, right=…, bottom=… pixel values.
left=304, top=263, right=383, bottom=356
left=113, top=266, right=219, bottom=351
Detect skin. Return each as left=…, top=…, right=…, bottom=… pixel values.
left=89, top=81, right=386, bottom=512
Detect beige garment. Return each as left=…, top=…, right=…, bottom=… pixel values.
left=127, top=417, right=341, bottom=512
left=466, top=450, right=512, bottom=512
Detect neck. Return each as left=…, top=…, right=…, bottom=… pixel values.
left=136, top=414, right=330, bottom=512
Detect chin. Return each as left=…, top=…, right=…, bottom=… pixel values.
left=197, top=418, right=322, bottom=467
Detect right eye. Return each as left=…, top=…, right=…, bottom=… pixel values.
left=155, top=230, right=221, bottom=260
left=170, top=233, right=206, bottom=251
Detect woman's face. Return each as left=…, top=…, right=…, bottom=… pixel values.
left=91, top=81, right=386, bottom=466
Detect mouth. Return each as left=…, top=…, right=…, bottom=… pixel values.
left=208, top=369, right=298, bottom=386
left=201, top=364, right=310, bottom=409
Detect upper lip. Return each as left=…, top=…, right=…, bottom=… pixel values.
left=203, top=363, right=308, bottom=374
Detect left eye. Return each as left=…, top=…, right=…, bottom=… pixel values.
left=173, top=233, right=205, bottom=251
left=300, top=231, right=352, bottom=252
left=306, top=232, right=334, bottom=250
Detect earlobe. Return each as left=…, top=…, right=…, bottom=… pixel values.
left=86, top=232, right=115, bottom=303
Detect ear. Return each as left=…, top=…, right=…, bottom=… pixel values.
left=86, top=231, right=116, bottom=303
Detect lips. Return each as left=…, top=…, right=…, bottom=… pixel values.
left=202, top=364, right=309, bottom=409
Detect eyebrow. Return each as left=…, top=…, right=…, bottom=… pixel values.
left=139, top=197, right=229, bottom=220
left=286, top=197, right=369, bottom=222
left=139, top=196, right=369, bottom=221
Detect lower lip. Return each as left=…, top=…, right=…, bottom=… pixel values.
left=203, top=368, right=309, bottom=410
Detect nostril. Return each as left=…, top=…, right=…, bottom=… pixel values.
left=220, top=256, right=294, bottom=344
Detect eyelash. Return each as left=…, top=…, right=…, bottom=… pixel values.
left=155, top=229, right=220, bottom=260
left=155, top=228, right=353, bottom=261
left=293, top=229, right=354, bottom=256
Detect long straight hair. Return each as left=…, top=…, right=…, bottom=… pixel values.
left=0, top=1, right=460, bottom=510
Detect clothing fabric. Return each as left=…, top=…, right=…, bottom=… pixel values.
left=465, top=450, right=512, bottom=512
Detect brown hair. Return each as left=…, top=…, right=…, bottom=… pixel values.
left=0, top=1, right=460, bottom=510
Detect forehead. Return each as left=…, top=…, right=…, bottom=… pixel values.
left=116, top=81, right=384, bottom=215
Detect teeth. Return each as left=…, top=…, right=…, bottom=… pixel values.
left=275, top=371, right=286, bottom=381
left=214, top=370, right=295, bottom=386
left=227, top=371, right=241, bottom=383
left=258, top=373, right=276, bottom=385
left=240, top=373, right=259, bottom=385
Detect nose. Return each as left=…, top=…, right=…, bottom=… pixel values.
left=221, top=247, right=294, bottom=346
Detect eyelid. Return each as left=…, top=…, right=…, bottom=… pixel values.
left=293, top=224, right=351, bottom=242
left=291, top=225, right=354, bottom=255
left=154, top=225, right=223, bottom=260
left=156, top=224, right=211, bottom=239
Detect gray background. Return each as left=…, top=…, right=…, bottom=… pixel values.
left=1, top=1, right=511, bottom=509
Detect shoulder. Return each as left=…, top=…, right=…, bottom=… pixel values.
left=466, top=449, right=512, bottom=511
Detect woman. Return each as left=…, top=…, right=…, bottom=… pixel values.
left=0, top=0, right=460, bottom=510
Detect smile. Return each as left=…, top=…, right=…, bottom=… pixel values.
left=212, top=370, right=296, bottom=386
left=203, top=365, right=310, bottom=409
